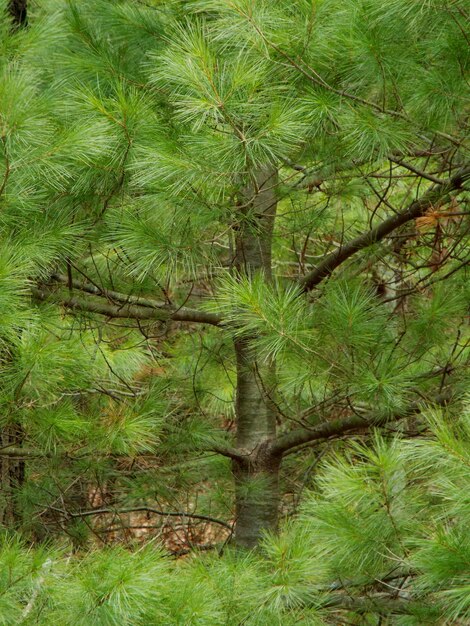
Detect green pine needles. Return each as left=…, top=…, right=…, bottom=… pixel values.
left=0, top=416, right=469, bottom=624
left=0, top=0, right=469, bottom=623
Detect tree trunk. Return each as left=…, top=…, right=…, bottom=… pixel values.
left=232, top=166, right=280, bottom=548
left=8, top=0, right=28, bottom=29
left=233, top=436, right=281, bottom=548
left=0, top=423, right=25, bottom=527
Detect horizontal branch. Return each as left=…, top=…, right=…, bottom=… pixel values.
left=271, top=393, right=450, bottom=457
left=50, top=273, right=166, bottom=309
left=299, top=165, right=470, bottom=292
left=271, top=413, right=390, bottom=457
left=32, top=284, right=222, bottom=326
left=66, top=506, right=233, bottom=531
left=0, top=447, right=43, bottom=458
left=324, top=593, right=413, bottom=615
left=207, top=443, right=245, bottom=461
left=0, top=442, right=244, bottom=462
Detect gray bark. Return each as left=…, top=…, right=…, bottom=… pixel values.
left=231, top=166, right=280, bottom=548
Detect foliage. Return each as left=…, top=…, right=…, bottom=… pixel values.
left=0, top=0, right=468, bottom=623
left=0, top=414, right=468, bottom=624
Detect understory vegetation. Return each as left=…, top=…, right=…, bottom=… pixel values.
left=2, top=419, right=470, bottom=624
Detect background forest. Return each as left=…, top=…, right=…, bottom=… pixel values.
left=0, top=0, right=469, bottom=623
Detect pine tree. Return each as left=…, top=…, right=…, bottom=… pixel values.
left=0, top=0, right=469, bottom=621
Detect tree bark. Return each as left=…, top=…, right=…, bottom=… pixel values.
left=8, top=0, right=28, bottom=28
left=231, top=166, right=280, bottom=548
left=233, top=438, right=280, bottom=548
left=0, top=423, right=25, bottom=527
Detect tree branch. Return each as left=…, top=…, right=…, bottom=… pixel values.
left=323, top=593, right=414, bottom=615
left=387, top=156, right=446, bottom=185
left=270, top=393, right=450, bottom=457
left=65, top=506, right=233, bottom=531
left=208, top=444, right=245, bottom=461
left=50, top=273, right=166, bottom=309
left=0, top=447, right=42, bottom=458
left=271, top=413, right=389, bottom=457
left=299, top=166, right=470, bottom=292
left=31, top=284, right=222, bottom=326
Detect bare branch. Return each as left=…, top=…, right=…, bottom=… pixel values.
left=65, top=506, right=233, bottom=531
left=387, top=156, right=446, bottom=185
left=299, top=166, right=470, bottom=292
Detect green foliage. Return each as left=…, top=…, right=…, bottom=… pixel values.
left=0, top=0, right=468, bottom=623
left=43, top=545, right=169, bottom=626
left=0, top=416, right=468, bottom=623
